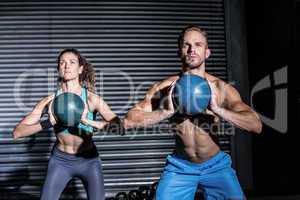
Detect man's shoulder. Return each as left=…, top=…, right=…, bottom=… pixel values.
left=205, top=72, right=222, bottom=83
left=205, top=73, right=241, bottom=97
left=165, top=75, right=180, bottom=82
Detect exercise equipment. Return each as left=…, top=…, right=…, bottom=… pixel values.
left=138, top=186, right=151, bottom=199
left=115, top=192, right=128, bottom=200
left=128, top=190, right=141, bottom=200
left=172, top=74, right=211, bottom=115
left=52, top=92, right=84, bottom=127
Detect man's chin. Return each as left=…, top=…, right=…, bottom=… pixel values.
left=182, top=57, right=202, bottom=69
left=185, top=62, right=200, bottom=69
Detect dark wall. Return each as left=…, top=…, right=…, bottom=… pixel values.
left=0, top=1, right=231, bottom=199
left=246, top=0, right=298, bottom=195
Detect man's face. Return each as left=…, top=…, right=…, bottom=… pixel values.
left=180, top=30, right=210, bottom=69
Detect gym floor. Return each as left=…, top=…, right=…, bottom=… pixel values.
left=248, top=196, right=300, bottom=200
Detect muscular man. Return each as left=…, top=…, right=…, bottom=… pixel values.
left=124, top=25, right=262, bottom=200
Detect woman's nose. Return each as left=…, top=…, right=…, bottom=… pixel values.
left=64, top=62, right=70, bottom=69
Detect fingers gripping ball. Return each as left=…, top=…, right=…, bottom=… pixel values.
left=172, top=74, right=211, bottom=115
left=52, top=92, right=84, bottom=127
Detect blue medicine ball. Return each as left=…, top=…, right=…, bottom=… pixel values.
left=52, top=92, right=85, bottom=127
left=172, top=74, right=211, bottom=115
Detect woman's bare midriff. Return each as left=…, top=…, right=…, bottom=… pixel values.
left=56, top=133, right=93, bottom=154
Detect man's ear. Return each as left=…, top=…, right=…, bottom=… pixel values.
left=205, top=48, right=211, bottom=59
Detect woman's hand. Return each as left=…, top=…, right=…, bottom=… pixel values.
left=47, top=95, right=57, bottom=126
left=80, top=102, right=89, bottom=125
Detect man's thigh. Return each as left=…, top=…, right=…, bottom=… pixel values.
left=156, top=171, right=199, bottom=200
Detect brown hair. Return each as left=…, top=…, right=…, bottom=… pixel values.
left=177, top=25, right=208, bottom=50
left=57, top=48, right=96, bottom=93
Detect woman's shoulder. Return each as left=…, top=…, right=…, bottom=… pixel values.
left=86, top=90, right=105, bottom=104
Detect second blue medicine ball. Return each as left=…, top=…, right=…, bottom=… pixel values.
left=172, top=74, right=211, bottom=115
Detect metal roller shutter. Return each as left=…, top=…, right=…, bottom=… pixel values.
left=0, top=0, right=230, bottom=199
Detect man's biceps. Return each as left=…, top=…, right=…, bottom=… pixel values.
left=230, top=101, right=250, bottom=112
left=130, top=102, right=152, bottom=113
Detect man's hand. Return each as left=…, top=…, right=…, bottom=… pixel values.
left=207, top=80, right=224, bottom=115
left=163, top=80, right=176, bottom=117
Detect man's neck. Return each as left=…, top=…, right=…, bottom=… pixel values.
left=182, top=64, right=206, bottom=78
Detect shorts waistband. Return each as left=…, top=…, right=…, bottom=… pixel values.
left=169, top=151, right=230, bottom=170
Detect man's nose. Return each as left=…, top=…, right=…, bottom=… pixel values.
left=188, top=46, right=195, bottom=54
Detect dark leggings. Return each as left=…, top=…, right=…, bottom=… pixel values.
left=40, top=147, right=104, bottom=200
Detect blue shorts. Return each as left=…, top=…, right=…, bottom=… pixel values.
left=156, top=151, right=245, bottom=200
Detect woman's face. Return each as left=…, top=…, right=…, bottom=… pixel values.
left=58, top=52, right=83, bottom=81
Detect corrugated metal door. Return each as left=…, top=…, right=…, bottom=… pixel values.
left=0, top=1, right=230, bottom=199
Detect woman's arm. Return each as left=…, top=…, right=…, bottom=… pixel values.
left=13, top=94, right=55, bottom=139
left=81, top=92, right=117, bottom=131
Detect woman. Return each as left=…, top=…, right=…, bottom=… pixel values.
left=13, top=48, right=117, bottom=200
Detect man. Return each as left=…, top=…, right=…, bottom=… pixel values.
left=124, top=25, right=262, bottom=200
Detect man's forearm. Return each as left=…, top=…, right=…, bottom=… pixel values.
left=214, top=107, right=262, bottom=133
left=124, top=109, right=172, bottom=129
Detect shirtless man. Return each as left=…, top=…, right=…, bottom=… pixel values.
left=124, top=25, right=262, bottom=200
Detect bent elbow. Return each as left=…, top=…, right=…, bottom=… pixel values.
left=252, top=120, right=263, bottom=134
left=123, top=111, right=144, bottom=129
left=13, top=124, right=26, bottom=139
left=123, top=118, right=133, bottom=130
left=13, top=129, right=21, bottom=140
left=123, top=116, right=141, bottom=129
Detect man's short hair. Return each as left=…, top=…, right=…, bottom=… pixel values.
left=177, top=25, right=208, bottom=49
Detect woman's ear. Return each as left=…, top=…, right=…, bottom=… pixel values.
left=79, top=65, right=84, bottom=74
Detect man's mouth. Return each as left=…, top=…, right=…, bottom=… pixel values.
left=188, top=55, right=197, bottom=58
